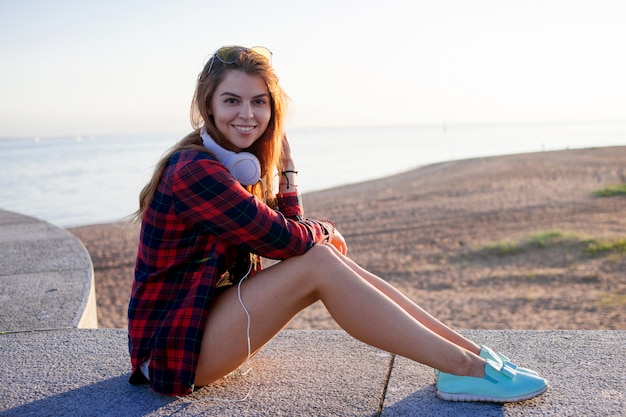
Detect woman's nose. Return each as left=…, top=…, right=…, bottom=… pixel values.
left=239, top=103, right=254, bottom=119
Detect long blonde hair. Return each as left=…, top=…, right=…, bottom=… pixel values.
left=132, top=48, right=288, bottom=223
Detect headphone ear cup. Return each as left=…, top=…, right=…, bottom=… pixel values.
left=225, top=152, right=261, bottom=186
left=200, top=127, right=261, bottom=185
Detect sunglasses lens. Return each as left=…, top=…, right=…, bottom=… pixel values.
left=215, top=46, right=273, bottom=65
left=250, top=46, right=273, bottom=62
left=216, top=47, right=242, bottom=64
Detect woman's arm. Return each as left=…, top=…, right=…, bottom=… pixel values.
left=171, top=157, right=330, bottom=260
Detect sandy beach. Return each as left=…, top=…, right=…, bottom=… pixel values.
left=68, top=146, right=626, bottom=330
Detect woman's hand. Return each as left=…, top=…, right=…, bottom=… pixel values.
left=329, top=228, right=348, bottom=255
left=281, top=134, right=296, bottom=171
left=319, top=220, right=347, bottom=255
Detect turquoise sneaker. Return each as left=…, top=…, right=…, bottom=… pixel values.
left=480, top=345, right=539, bottom=376
left=436, top=359, right=548, bottom=403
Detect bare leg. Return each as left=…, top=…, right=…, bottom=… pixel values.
left=329, top=246, right=481, bottom=355
left=195, top=244, right=485, bottom=386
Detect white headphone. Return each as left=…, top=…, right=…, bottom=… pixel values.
left=200, top=127, right=261, bottom=186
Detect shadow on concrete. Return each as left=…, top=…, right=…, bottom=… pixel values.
left=382, top=385, right=506, bottom=417
left=0, top=376, right=181, bottom=417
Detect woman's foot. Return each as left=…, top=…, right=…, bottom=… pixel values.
left=434, top=345, right=539, bottom=379
left=436, top=359, right=548, bottom=403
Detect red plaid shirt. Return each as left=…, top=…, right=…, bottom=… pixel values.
left=128, top=149, right=330, bottom=396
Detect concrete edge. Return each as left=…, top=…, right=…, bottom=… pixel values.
left=0, top=209, right=98, bottom=330
left=76, top=254, right=98, bottom=329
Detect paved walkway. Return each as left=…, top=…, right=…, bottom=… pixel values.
left=1, top=209, right=624, bottom=416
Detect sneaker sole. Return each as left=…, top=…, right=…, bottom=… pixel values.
left=436, top=383, right=548, bottom=403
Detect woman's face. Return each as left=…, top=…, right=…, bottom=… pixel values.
left=210, top=70, right=272, bottom=152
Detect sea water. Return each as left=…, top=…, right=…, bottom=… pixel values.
left=1, top=122, right=624, bottom=228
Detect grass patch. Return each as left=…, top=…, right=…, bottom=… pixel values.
left=528, top=230, right=569, bottom=247
left=483, top=239, right=520, bottom=254
left=592, top=183, right=626, bottom=197
left=483, top=230, right=626, bottom=257
left=586, top=237, right=626, bottom=255
left=484, top=230, right=577, bottom=255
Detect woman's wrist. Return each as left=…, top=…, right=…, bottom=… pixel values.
left=279, top=169, right=298, bottom=192
left=318, top=219, right=335, bottom=242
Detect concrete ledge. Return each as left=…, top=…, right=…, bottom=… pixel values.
left=1, top=329, right=624, bottom=416
left=0, top=209, right=97, bottom=331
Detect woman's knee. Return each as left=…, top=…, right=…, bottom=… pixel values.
left=300, top=244, right=348, bottom=283
left=299, top=244, right=343, bottom=274
left=306, top=243, right=337, bottom=262
left=273, top=244, right=339, bottom=289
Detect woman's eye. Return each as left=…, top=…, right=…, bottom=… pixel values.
left=224, top=98, right=238, bottom=104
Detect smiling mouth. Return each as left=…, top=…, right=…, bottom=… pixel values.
left=233, top=125, right=255, bottom=133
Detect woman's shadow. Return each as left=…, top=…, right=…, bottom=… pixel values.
left=0, top=375, right=181, bottom=417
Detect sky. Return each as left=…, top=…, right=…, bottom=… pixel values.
left=1, top=0, right=625, bottom=138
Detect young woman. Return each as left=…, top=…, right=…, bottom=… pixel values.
left=128, top=45, right=548, bottom=403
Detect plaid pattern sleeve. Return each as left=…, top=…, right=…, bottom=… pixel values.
left=276, top=192, right=304, bottom=220
left=128, top=149, right=329, bottom=396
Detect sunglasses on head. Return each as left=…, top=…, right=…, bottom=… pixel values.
left=201, top=46, right=273, bottom=79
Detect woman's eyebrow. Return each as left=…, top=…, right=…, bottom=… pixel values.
left=219, top=91, right=269, bottom=99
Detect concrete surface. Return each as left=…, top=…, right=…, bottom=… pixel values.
left=0, top=209, right=97, bottom=330
left=383, top=329, right=625, bottom=417
left=1, top=329, right=624, bottom=416
left=1, top=210, right=624, bottom=416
